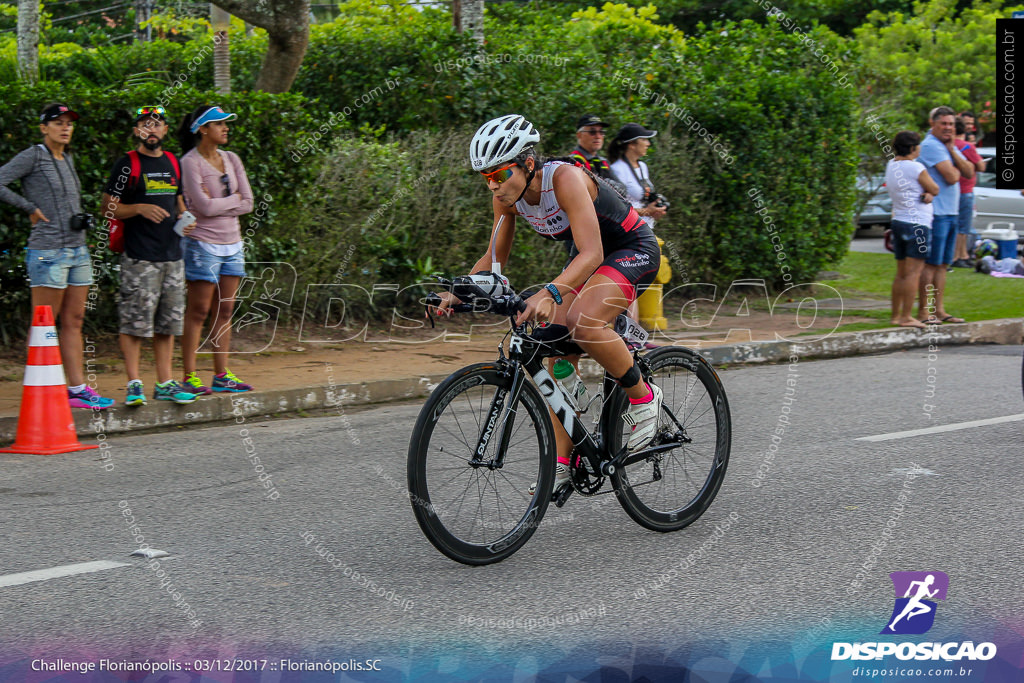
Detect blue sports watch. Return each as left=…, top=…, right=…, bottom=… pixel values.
left=544, top=283, right=563, bottom=305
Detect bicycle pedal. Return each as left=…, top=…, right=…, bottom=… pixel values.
left=552, top=482, right=574, bottom=507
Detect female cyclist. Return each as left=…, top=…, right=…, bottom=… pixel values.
left=436, top=114, right=663, bottom=490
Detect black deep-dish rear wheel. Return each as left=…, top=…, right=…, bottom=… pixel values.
left=607, top=347, right=731, bottom=532
left=407, top=363, right=556, bottom=565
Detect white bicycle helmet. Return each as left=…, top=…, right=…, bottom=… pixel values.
left=470, top=114, right=540, bottom=171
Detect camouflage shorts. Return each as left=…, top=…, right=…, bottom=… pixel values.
left=119, top=256, right=185, bottom=337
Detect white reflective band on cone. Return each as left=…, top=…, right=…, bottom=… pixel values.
left=28, top=326, right=59, bottom=347
left=23, top=365, right=67, bottom=386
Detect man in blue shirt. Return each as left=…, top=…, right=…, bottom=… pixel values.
left=917, top=106, right=975, bottom=324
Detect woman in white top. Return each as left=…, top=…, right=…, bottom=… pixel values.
left=608, top=123, right=667, bottom=228
left=885, top=131, right=940, bottom=329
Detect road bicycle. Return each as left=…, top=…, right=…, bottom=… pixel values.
left=407, top=274, right=731, bottom=565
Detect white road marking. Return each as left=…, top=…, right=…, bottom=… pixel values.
left=0, top=560, right=130, bottom=588
left=857, top=414, right=1024, bottom=442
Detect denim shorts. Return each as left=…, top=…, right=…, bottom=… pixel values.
left=927, top=215, right=958, bottom=266
left=183, top=238, right=246, bottom=283
left=25, top=246, right=93, bottom=288
left=891, top=220, right=930, bottom=260
left=958, top=193, right=975, bottom=235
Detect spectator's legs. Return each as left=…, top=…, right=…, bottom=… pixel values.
left=954, top=233, right=969, bottom=262
left=208, top=275, right=241, bottom=376
left=153, top=333, right=174, bottom=384
left=891, top=257, right=926, bottom=327
left=917, top=265, right=944, bottom=320
left=51, top=285, right=87, bottom=387
left=182, top=280, right=217, bottom=376
left=119, top=333, right=143, bottom=381
left=954, top=193, right=974, bottom=262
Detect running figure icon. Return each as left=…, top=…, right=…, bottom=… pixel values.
left=882, top=571, right=949, bottom=635
left=888, top=574, right=938, bottom=630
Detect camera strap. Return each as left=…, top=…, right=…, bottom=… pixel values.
left=627, top=162, right=652, bottom=195
left=36, top=143, right=81, bottom=208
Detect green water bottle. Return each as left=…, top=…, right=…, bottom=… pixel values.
left=553, top=358, right=588, bottom=413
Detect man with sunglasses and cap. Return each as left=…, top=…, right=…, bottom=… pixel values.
left=569, top=114, right=614, bottom=180
left=100, top=105, right=197, bottom=406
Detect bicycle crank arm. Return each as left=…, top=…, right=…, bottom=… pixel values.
left=553, top=482, right=574, bottom=508
left=604, top=437, right=688, bottom=473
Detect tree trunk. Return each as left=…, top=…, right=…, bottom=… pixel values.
left=135, top=0, right=152, bottom=41
left=16, top=0, right=39, bottom=83
left=455, top=0, right=484, bottom=46
left=211, top=3, right=231, bottom=94
left=253, top=31, right=308, bottom=93
left=211, top=0, right=309, bottom=93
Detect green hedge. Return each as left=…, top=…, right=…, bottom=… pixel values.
left=0, top=2, right=859, bottom=339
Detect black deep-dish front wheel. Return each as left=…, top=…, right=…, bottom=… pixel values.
left=607, top=347, right=731, bottom=532
left=407, top=363, right=556, bottom=565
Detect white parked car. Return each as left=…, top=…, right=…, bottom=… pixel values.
left=972, top=147, right=1024, bottom=243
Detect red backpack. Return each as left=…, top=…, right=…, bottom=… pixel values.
left=107, top=150, right=181, bottom=252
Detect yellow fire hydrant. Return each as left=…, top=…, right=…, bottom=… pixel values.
left=637, top=237, right=670, bottom=331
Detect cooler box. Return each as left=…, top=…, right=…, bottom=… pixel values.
left=980, top=228, right=1019, bottom=259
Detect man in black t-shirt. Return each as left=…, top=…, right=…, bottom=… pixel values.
left=102, top=106, right=197, bottom=406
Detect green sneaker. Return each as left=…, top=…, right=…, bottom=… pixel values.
left=154, top=380, right=198, bottom=404
left=181, top=371, right=212, bottom=395
left=212, top=369, right=254, bottom=393
left=125, top=380, right=147, bottom=407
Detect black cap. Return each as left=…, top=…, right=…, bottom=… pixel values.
left=576, top=114, right=608, bottom=130
left=39, top=103, right=80, bottom=124
left=614, top=123, right=657, bottom=143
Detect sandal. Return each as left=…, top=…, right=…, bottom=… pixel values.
left=938, top=315, right=965, bottom=324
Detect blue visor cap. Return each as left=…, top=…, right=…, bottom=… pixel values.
left=190, top=106, right=238, bottom=133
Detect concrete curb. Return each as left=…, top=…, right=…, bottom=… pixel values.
left=1, top=319, right=1020, bottom=444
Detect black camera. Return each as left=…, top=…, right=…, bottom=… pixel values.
left=643, top=190, right=670, bottom=210
left=69, top=213, right=95, bottom=231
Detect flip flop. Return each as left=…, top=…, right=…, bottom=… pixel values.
left=939, top=315, right=965, bottom=324
left=897, top=320, right=928, bottom=329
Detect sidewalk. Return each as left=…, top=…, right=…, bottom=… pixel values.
left=1, top=298, right=1020, bottom=444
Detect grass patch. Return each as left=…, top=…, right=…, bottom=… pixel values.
left=829, top=251, right=1024, bottom=322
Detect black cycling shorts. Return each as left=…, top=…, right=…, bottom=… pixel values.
left=564, top=230, right=660, bottom=303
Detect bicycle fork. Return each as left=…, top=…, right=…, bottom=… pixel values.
left=468, top=361, right=528, bottom=470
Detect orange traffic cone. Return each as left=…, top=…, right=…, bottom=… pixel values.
left=0, top=305, right=99, bottom=454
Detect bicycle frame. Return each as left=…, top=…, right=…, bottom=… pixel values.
left=466, top=326, right=680, bottom=483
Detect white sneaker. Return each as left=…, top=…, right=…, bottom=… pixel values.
left=623, top=383, right=663, bottom=452
left=529, top=458, right=571, bottom=496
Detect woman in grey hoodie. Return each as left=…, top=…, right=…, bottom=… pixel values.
left=0, top=103, right=114, bottom=409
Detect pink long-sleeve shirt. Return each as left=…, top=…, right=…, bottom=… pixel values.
left=180, top=148, right=253, bottom=244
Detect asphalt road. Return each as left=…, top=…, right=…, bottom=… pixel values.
left=1, top=344, right=1021, bottom=679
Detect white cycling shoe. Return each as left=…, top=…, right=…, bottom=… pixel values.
left=623, top=383, right=663, bottom=452
left=529, top=457, right=571, bottom=496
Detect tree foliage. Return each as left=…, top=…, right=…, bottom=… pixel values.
left=855, top=0, right=1008, bottom=130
